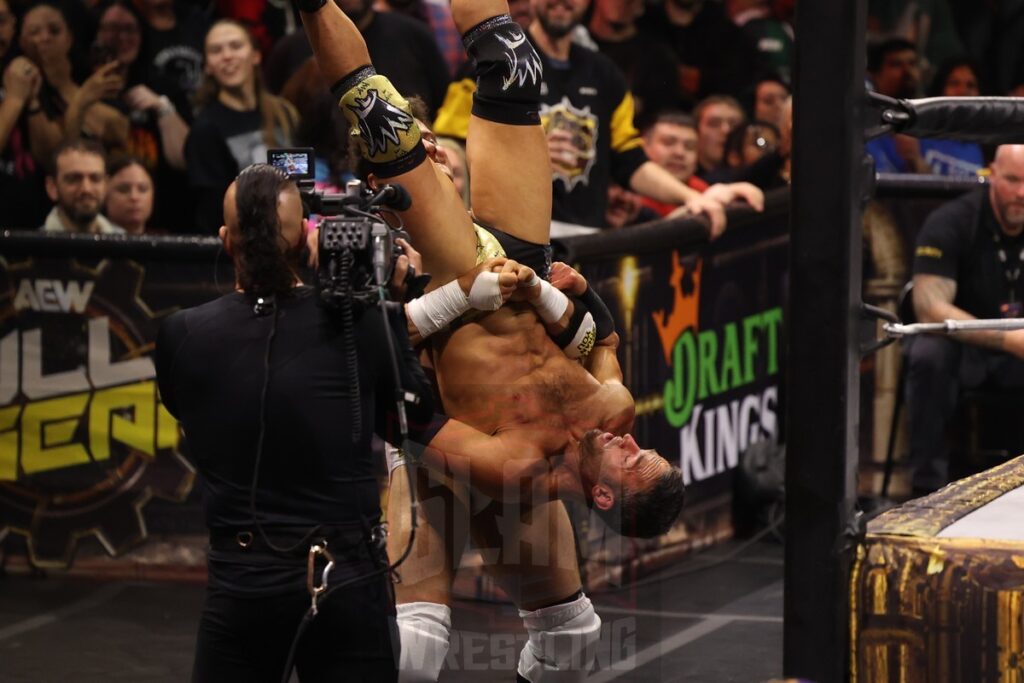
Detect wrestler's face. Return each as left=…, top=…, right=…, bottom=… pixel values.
left=582, top=430, right=672, bottom=509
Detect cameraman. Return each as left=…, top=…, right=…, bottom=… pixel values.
left=154, top=163, right=441, bottom=682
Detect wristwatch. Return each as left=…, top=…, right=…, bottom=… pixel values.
left=155, top=95, right=175, bottom=118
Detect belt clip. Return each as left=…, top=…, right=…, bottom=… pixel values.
left=371, top=522, right=389, bottom=553
left=235, top=531, right=253, bottom=549
left=306, top=542, right=336, bottom=617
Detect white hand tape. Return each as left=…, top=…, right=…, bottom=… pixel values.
left=407, top=279, right=470, bottom=338
left=468, top=271, right=504, bottom=311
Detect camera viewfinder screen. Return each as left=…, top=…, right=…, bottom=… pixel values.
left=268, top=149, right=313, bottom=180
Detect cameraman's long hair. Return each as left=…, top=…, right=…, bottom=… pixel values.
left=234, top=164, right=297, bottom=300
left=194, top=19, right=298, bottom=149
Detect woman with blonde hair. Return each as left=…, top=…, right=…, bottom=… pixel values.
left=185, top=19, right=299, bottom=234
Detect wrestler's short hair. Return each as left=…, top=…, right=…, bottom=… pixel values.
left=594, top=466, right=685, bottom=538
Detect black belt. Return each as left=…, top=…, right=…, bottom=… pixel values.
left=209, top=525, right=379, bottom=558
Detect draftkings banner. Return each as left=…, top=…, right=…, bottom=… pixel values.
left=572, top=213, right=789, bottom=553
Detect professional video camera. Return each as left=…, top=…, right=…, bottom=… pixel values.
left=267, top=147, right=426, bottom=309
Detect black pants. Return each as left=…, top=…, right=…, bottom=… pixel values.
left=906, top=335, right=1024, bottom=492
left=192, top=566, right=398, bottom=682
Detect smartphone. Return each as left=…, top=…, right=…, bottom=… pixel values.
left=89, top=41, right=118, bottom=72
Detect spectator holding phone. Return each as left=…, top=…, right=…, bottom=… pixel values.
left=92, top=0, right=192, bottom=230
left=18, top=2, right=128, bottom=154
left=185, top=19, right=299, bottom=234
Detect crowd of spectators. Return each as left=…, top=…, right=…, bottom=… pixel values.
left=0, top=0, right=1019, bottom=235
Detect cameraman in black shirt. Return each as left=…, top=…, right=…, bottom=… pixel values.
left=155, top=163, right=440, bottom=682
left=909, top=144, right=1024, bottom=494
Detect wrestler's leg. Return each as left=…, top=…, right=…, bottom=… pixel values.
left=470, top=500, right=601, bottom=682
left=297, top=2, right=476, bottom=286
left=451, top=0, right=552, bottom=245
left=470, top=499, right=581, bottom=611
left=387, top=457, right=472, bottom=682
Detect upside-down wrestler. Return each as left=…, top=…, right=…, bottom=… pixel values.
left=294, top=0, right=685, bottom=681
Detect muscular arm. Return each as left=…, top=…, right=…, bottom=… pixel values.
left=585, top=331, right=623, bottom=385
left=420, top=418, right=557, bottom=503
left=913, top=273, right=1024, bottom=353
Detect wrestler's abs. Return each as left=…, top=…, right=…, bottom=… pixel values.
left=430, top=303, right=630, bottom=439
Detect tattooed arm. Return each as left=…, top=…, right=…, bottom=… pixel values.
left=913, top=273, right=1024, bottom=355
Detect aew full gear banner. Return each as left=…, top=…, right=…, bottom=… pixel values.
left=0, top=236, right=228, bottom=567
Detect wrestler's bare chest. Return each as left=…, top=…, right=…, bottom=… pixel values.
left=431, top=305, right=613, bottom=435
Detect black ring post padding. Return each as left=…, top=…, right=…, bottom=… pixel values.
left=874, top=173, right=987, bottom=199
left=894, top=96, right=1024, bottom=144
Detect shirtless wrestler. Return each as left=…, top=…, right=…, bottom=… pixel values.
left=294, top=1, right=684, bottom=681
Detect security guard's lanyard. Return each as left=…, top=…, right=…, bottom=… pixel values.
left=993, top=230, right=1024, bottom=303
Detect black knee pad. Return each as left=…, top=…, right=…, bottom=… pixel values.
left=462, top=15, right=542, bottom=125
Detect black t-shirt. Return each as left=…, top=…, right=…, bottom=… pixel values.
left=540, top=44, right=648, bottom=228
left=914, top=188, right=1024, bottom=319
left=155, top=287, right=438, bottom=593
left=184, top=101, right=296, bottom=233
left=143, top=6, right=209, bottom=98
left=263, top=11, right=450, bottom=117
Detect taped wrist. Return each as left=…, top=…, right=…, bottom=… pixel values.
left=532, top=279, right=569, bottom=324
left=332, top=65, right=427, bottom=177
left=579, top=285, right=615, bottom=339
left=552, top=304, right=597, bottom=359
left=407, top=279, right=469, bottom=339
left=462, top=15, right=542, bottom=125
left=467, top=271, right=504, bottom=311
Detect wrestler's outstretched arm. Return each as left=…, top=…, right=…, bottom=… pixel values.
left=295, top=1, right=476, bottom=286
